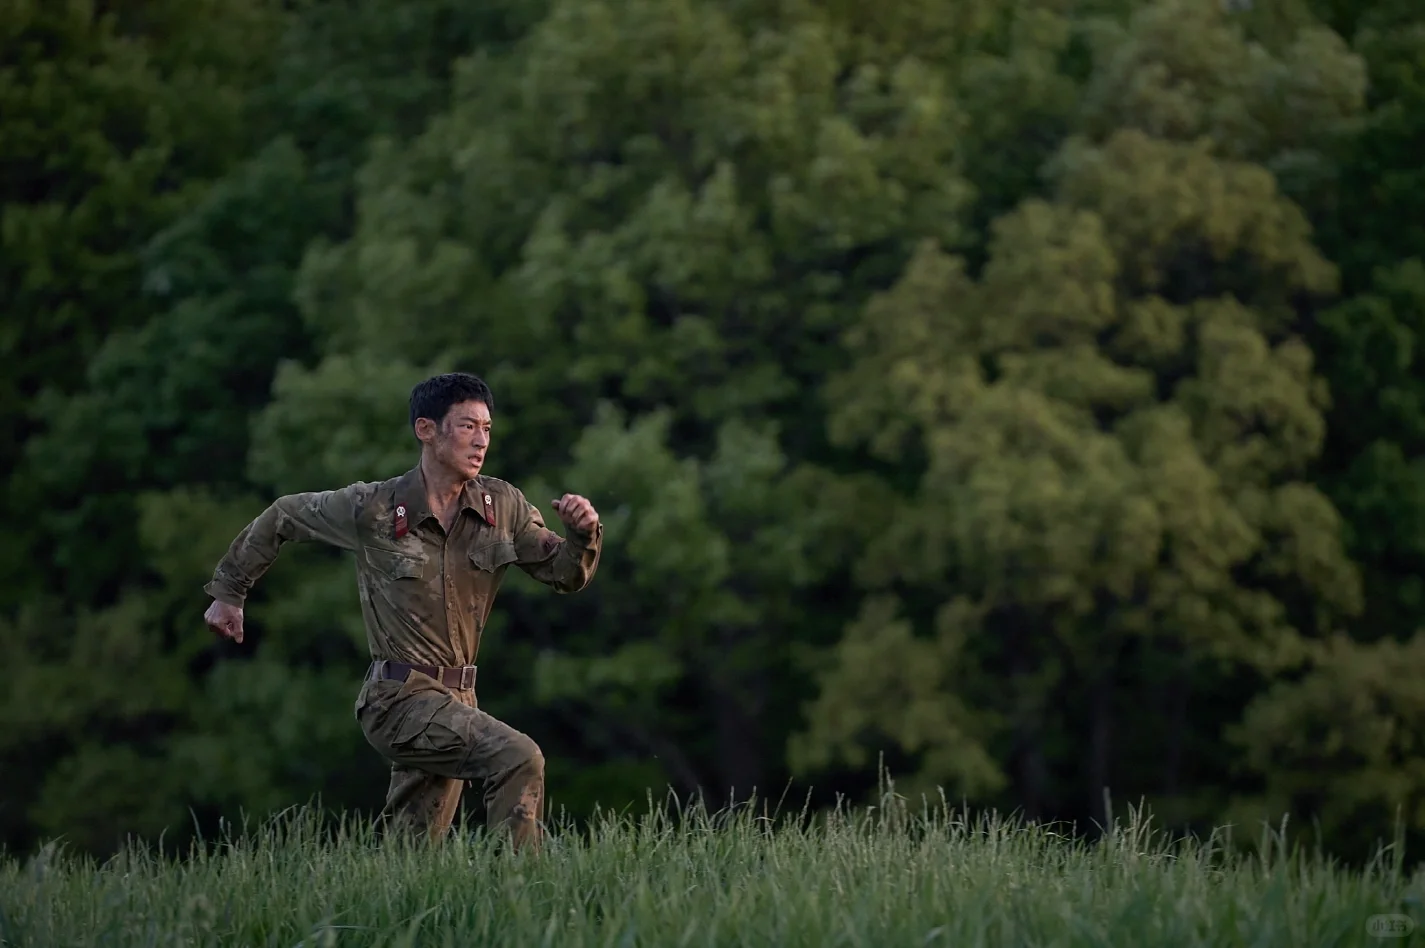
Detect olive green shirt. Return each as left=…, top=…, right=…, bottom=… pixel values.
left=204, top=465, right=602, bottom=667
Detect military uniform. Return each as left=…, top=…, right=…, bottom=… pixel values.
left=204, top=465, right=602, bottom=851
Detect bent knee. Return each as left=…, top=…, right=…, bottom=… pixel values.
left=515, top=736, right=544, bottom=775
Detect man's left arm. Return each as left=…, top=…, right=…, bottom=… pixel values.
left=511, top=491, right=602, bottom=593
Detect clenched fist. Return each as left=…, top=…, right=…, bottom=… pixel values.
left=552, top=493, right=599, bottom=535
left=205, top=599, right=245, bottom=644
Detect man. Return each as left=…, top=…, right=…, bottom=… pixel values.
left=201, top=372, right=602, bottom=852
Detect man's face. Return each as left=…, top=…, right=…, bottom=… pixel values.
left=429, top=399, right=491, bottom=480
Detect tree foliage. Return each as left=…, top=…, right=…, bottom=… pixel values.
left=3, top=0, right=1425, bottom=863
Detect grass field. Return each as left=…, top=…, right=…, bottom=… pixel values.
left=2, top=787, right=1421, bottom=947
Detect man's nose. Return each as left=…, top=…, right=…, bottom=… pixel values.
left=474, top=429, right=490, bottom=447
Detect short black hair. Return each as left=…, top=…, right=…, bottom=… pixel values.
left=409, top=372, right=494, bottom=430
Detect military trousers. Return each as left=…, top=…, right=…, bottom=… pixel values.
left=355, top=667, right=544, bottom=852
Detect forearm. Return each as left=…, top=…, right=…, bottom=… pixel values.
left=547, top=522, right=603, bottom=593
left=204, top=501, right=289, bottom=608
left=518, top=520, right=603, bottom=593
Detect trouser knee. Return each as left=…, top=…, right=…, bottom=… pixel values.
left=481, top=732, right=543, bottom=784
left=514, top=735, right=544, bottom=777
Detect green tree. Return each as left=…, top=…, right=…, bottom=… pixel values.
left=1228, top=630, right=1425, bottom=862
left=792, top=0, right=1368, bottom=829
left=1303, top=14, right=1425, bottom=642
left=1310, top=263, right=1425, bottom=639
left=0, top=0, right=280, bottom=593
left=798, top=128, right=1362, bottom=825
left=0, top=0, right=285, bottom=855
left=1235, top=8, right=1425, bottom=857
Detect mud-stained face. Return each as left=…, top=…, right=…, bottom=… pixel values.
left=429, top=399, right=491, bottom=481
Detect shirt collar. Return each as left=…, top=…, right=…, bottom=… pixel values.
left=393, top=465, right=486, bottom=529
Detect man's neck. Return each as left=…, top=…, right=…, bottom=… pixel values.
left=420, top=455, right=469, bottom=513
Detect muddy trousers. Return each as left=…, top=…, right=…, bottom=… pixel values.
left=356, top=670, right=544, bottom=852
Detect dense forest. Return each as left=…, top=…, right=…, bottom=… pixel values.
left=3, top=0, right=1424, bottom=866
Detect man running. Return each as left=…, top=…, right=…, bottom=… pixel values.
left=202, top=372, right=602, bottom=852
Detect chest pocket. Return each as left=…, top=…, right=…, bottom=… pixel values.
left=469, top=539, right=517, bottom=574
left=365, top=547, right=427, bottom=581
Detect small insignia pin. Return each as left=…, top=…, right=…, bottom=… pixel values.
left=394, top=504, right=408, bottom=539
left=482, top=493, right=496, bottom=527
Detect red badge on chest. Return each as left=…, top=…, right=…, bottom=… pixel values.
left=394, top=504, right=409, bottom=539
left=482, top=493, right=496, bottom=527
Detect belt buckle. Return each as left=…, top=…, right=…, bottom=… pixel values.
left=459, top=665, right=476, bottom=690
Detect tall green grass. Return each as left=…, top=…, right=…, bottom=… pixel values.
left=2, top=784, right=1420, bottom=947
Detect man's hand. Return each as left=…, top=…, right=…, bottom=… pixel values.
left=205, top=599, right=245, bottom=644
left=552, top=493, right=599, bottom=535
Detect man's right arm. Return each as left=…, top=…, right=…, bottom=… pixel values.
left=204, top=485, right=366, bottom=609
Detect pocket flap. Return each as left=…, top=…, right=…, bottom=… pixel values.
left=392, top=699, right=444, bottom=745
left=365, top=547, right=425, bottom=579
left=469, top=539, right=517, bottom=573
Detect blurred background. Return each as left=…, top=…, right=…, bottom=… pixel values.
left=2, top=0, right=1423, bottom=867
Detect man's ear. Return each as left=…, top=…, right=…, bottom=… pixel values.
left=414, top=417, right=437, bottom=444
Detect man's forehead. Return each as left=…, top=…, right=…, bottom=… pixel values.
left=449, top=400, right=491, bottom=422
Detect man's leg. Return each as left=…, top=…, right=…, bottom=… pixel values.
left=360, top=674, right=545, bottom=851
left=378, top=764, right=464, bottom=843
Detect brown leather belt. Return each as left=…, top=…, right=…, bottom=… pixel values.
left=369, top=659, right=476, bottom=690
